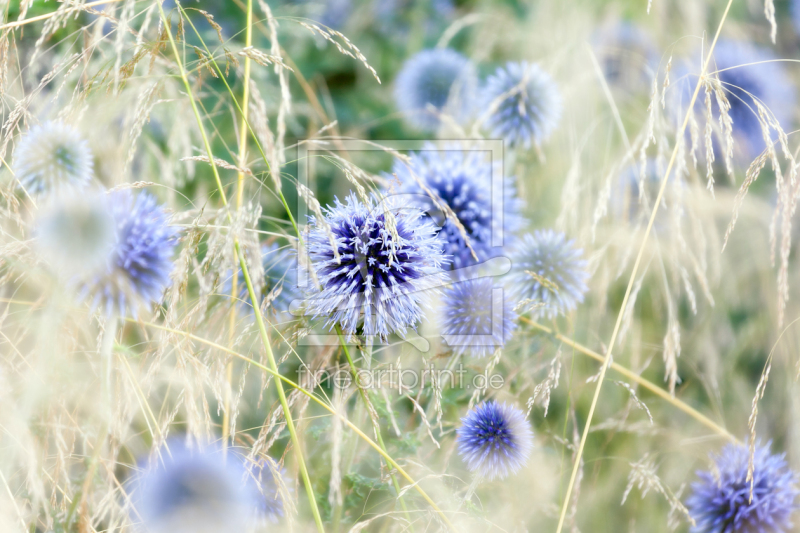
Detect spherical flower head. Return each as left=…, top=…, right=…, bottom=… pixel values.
left=304, top=193, right=448, bottom=340
left=374, top=0, right=454, bottom=37
left=674, top=39, right=795, bottom=163
left=481, top=62, right=562, bottom=150
left=132, top=442, right=258, bottom=533
left=33, top=191, right=116, bottom=278
left=394, top=49, right=477, bottom=131
left=312, top=0, right=352, bottom=29
left=228, top=242, right=300, bottom=319
left=687, top=443, right=800, bottom=533
left=392, top=146, right=524, bottom=271
left=510, top=230, right=589, bottom=319
left=85, top=190, right=179, bottom=317
left=591, top=21, right=658, bottom=92
left=14, top=121, right=93, bottom=196
left=456, top=401, right=534, bottom=480
left=441, top=278, right=517, bottom=358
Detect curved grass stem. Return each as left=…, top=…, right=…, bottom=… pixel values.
left=174, top=8, right=420, bottom=529
left=157, top=4, right=324, bottom=531
left=554, top=2, right=736, bottom=531
left=184, top=19, right=414, bottom=522
left=520, top=318, right=736, bottom=441
left=0, top=0, right=125, bottom=30
left=236, top=241, right=325, bottom=532
left=179, top=8, right=300, bottom=238
left=130, top=318, right=456, bottom=531
left=223, top=0, right=254, bottom=456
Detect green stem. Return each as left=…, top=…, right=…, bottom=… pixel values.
left=156, top=4, right=324, bottom=531
left=554, top=4, right=736, bottom=529
left=178, top=8, right=300, bottom=239
left=336, top=327, right=413, bottom=526
left=130, top=318, right=456, bottom=530
left=521, top=317, right=735, bottom=442
left=237, top=242, right=325, bottom=532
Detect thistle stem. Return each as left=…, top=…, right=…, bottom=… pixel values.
left=336, top=327, right=413, bottom=527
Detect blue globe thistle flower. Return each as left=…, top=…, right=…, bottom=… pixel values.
left=33, top=191, right=116, bottom=278
left=304, top=193, right=448, bottom=340
left=441, top=278, right=518, bottom=358
left=391, top=146, right=524, bottom=271
left=510, top=230, right=589, bottom=319
left=394, top=49, right=478, bottom=131
left=687, top=443, right=800, bottom=533
left=592, top=21, right=658, bottom=92
left=133, top=442, right=258, bottom=533
left=675, top=39, right=796, bottom=163
left=14, top=121, right=93, bottom=196
left=456, top=401, right=534, bottom=480
left=374, top=0, right=454, bottom=37
left=248, top=459, right=289, bottom=524
left=227, top=242, right=300, bottom=319
left=318, top=0, right=352, bottom=29
left=84, top=191, right=179, bottom=317
left=481, top=62, right=562, bottom=150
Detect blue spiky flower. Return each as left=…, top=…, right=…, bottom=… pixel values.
left=456, top=401, right=534, bottom=480
left=310, top=0, right=352, bottom=29
left=592, top=21, right=657, bottom=92
left=227, top=242, right=300, bottom=319
left=83, top=191, right=179, bottom=317
left=675, top=39, right=795, bottom=162
left=133, top=442, right=258, bottom=533
left=394, top=49, right=477, bottom=131
left=374, top=0, right=454, bottom=37
left=14, top=121, right=93, bottom=195
left=686, top=443, right=800, bottom=533
left=510, top=230, right=589, bottom=319
left=304, top=193, right=448, bottom=340
left=441, top=278, right=518, bottom=358
left=33, top=191, right=116, bottom=278
left=392, top=146, right=524, bottom=271
left=481, top=62, right=561, bottom=149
